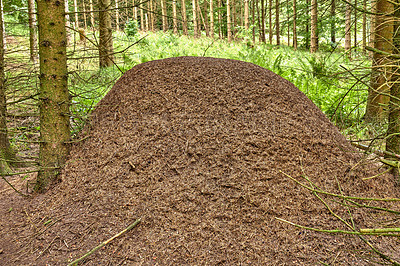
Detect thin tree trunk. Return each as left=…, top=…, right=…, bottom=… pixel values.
left=36, top=0, right=70, bottom=192
left=293, top=0, right=297, bottom=49
left=82, top=1, right=87, bottom=29
left=182, top=0, right=188, bottom=35
left=232, top=0, right=236, bottom=38
left=90, top=0, right=95, bottom=28
left=268, top=0, right=272, bottom=44
left=275, top=0, right=280, bottom=45
left=99, top=0, right=115, bottom=67
left=173, top=0, right=178, bottom=34
left=331, top=0, right=335, bottom=44
left=28, top=0, right=38, bottom=63
left=260, top=0, right=266, bottom=42
left=0, top=0, right=14, bottom=175
left=362, top=0, right=367, bottom=51
left=115, top=0, right=120, bottom=31
left=161, top=0, right=168, bottom=32
left=227, top=0, right=232, bottom=41
left=354, top=0, right=357, bottom=46
left=345, top=0, right=351, bottom=57
left=244, top=0, right=249, bottom=30
left=387, top=0, right=400, bottom=155
left=252, top=0, right=256, bottom=43
left=150, top=0, right=155, bottom=32
left=192, top=0, right=198, bottom=37
left=210, top=0, right=214, bottom=37
left=73, top=0, right=79, bottom=29
left=203, top=0, right=209, bottom=37
left=287, top=0, right=289, bottom=46
left=65, top=0, right=71, bottom=44
left=365, top=0, right=393, bottom=122
left=140, top=1, right=144, bottom=30
left=305, top=0, right=310, bottom=49
left=133, top=0, right=137, bottom=21
left=218, top=0, right=222, bottom=39
left=310, top=0, right=317, bottom=52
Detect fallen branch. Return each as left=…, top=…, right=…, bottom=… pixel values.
left=351, top=142, right=400, bottom=160
left=67, top=218, right=141, bottom=266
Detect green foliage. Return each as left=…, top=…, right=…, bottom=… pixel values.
left=124, top=19, right=139, bottom=38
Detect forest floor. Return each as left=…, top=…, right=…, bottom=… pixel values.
left=0, top=57, right=399, bottom=265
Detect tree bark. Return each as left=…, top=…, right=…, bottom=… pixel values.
left=330, top=0, right=335, bottom=44
left=27, top=0, right=38, bottom=63
left=268, top=0, right=272, bottom=44
left=173, top=0, right=178, bottom=34
left=354, top=0, right=357, bottom=46
left=73, top=0, right=79, bottom=29
left=182, top=0, right=188, bottom=35
left=192, top=0, right=198, bottom=37
left=0, top=0, right=14, bottom=175
left=99, top=0, right=115, bottom=67
left=345, top=0, right=351, bottom=57
left=310, top=0, right=317, bottom=52
left=293, top=0, right=297, bottom=49
left=362, top=0, right=367, bottom=51
left=275, top=0, right=280, bottom=45
left=90, top=0, right=95, bottom=28
left=244, top=0, right=249, bottom=30
left=227, top=0, right=232, bottom=41
left=203, top=0, right=209, bottom=37
left=252, top=0, right=256, bottom=43
left=305, top=0, right=310, bottom=49
left=115, top=0, right=119, bottom=31
left=387, top=0, right=400, bottom=154
left=140, top=1, right=144, bottom=30
left=65, top=0, right=72, bottom=44
left=210, top=0, right=214, bottom=37
left=161, top=0, right=168, bottom=32
left=82, top=1, right=87, bottom=29
left=260, top=0, right=266, bottom=42
left=364, top=0, right=393, bottom=122
left=218, top=0, right=222, bottom=39
left=35, top=0, right=70, bottom=192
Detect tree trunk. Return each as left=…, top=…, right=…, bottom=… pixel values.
left=192, top=0, right=198, bottom=37
left=0, top=0, right=14, bottom=175
left=354, top=0, right=357, bottom=46
left=232, top=0, right=236, bottom=38
left=293, top=0, right=297, bottom=49
left=133, top=0, right=137, bottom=21
left=268, top=0, right=272, bottom=44
left=90, top=0, right=95, bottom=28
left=387, top=0, right=400, bottom=155
left=252, top=0, right=256, bottom=43
left=173, top=0, right=178, bottom=34
left=99, top=0, right=115, bottom=67
left=210, top=0, right=214, bottom=37
left=310, top=0, right=317, bottom=52
left=244, top=0, right=249, bottom=30
left=115, top=0, right=120, bottom=31
left=260, top=0, right=266, bottom=42
left=227, top=0, right=232, bottom=41
left=161, top=0, right=168, bottom=32
left=287, top=0, right=290, bottom=46
left=182, top=0, right=188, bottom=35
left=275, top=0, right=280, bottom=45
left=362, top=0, right=367, bottom=51
left=27, top=0, right=38, bottom=63
left=65, top=0, right=72, bottom=44
left=218, top=0, right=222, bottom=39
left=305, top=0, right=310, bottom=49
left=330, top=0, right=335, bottom=44
left=82, top=1, right=88, bottom=29
left=140, top=1, right=144, bottom=31
left=364, top=0, right=393, bottom=122
left=203, top=0, right=209, bottom=37
left=73, top=0, right=79, bottom=29
left=35, top=0, right=70, bottom=192
left=345, top=0, right=351, bottom=57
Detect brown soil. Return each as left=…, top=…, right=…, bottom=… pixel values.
left=1, top=57, right=399, bottom=265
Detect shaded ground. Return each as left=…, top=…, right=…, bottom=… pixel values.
left=1, top=57, right=399, bottom=265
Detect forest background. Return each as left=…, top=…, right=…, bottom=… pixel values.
left=0, top=0, right=399, bottom=192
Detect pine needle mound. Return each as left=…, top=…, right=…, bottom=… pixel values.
left=2, top=57, right=399, bottom=265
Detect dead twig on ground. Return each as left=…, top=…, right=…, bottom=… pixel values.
left=67, top=218, right=141, bottom=266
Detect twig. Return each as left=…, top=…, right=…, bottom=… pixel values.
left=360, top=228, right=400, bottom=234
left=67, top=218, right=141, bottom=266
left=279, top=171, right=400, bottom=202
left=351, top=142, right=400, bottom=160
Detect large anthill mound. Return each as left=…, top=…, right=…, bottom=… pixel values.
left=1, top=57, right=399, bottom=265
